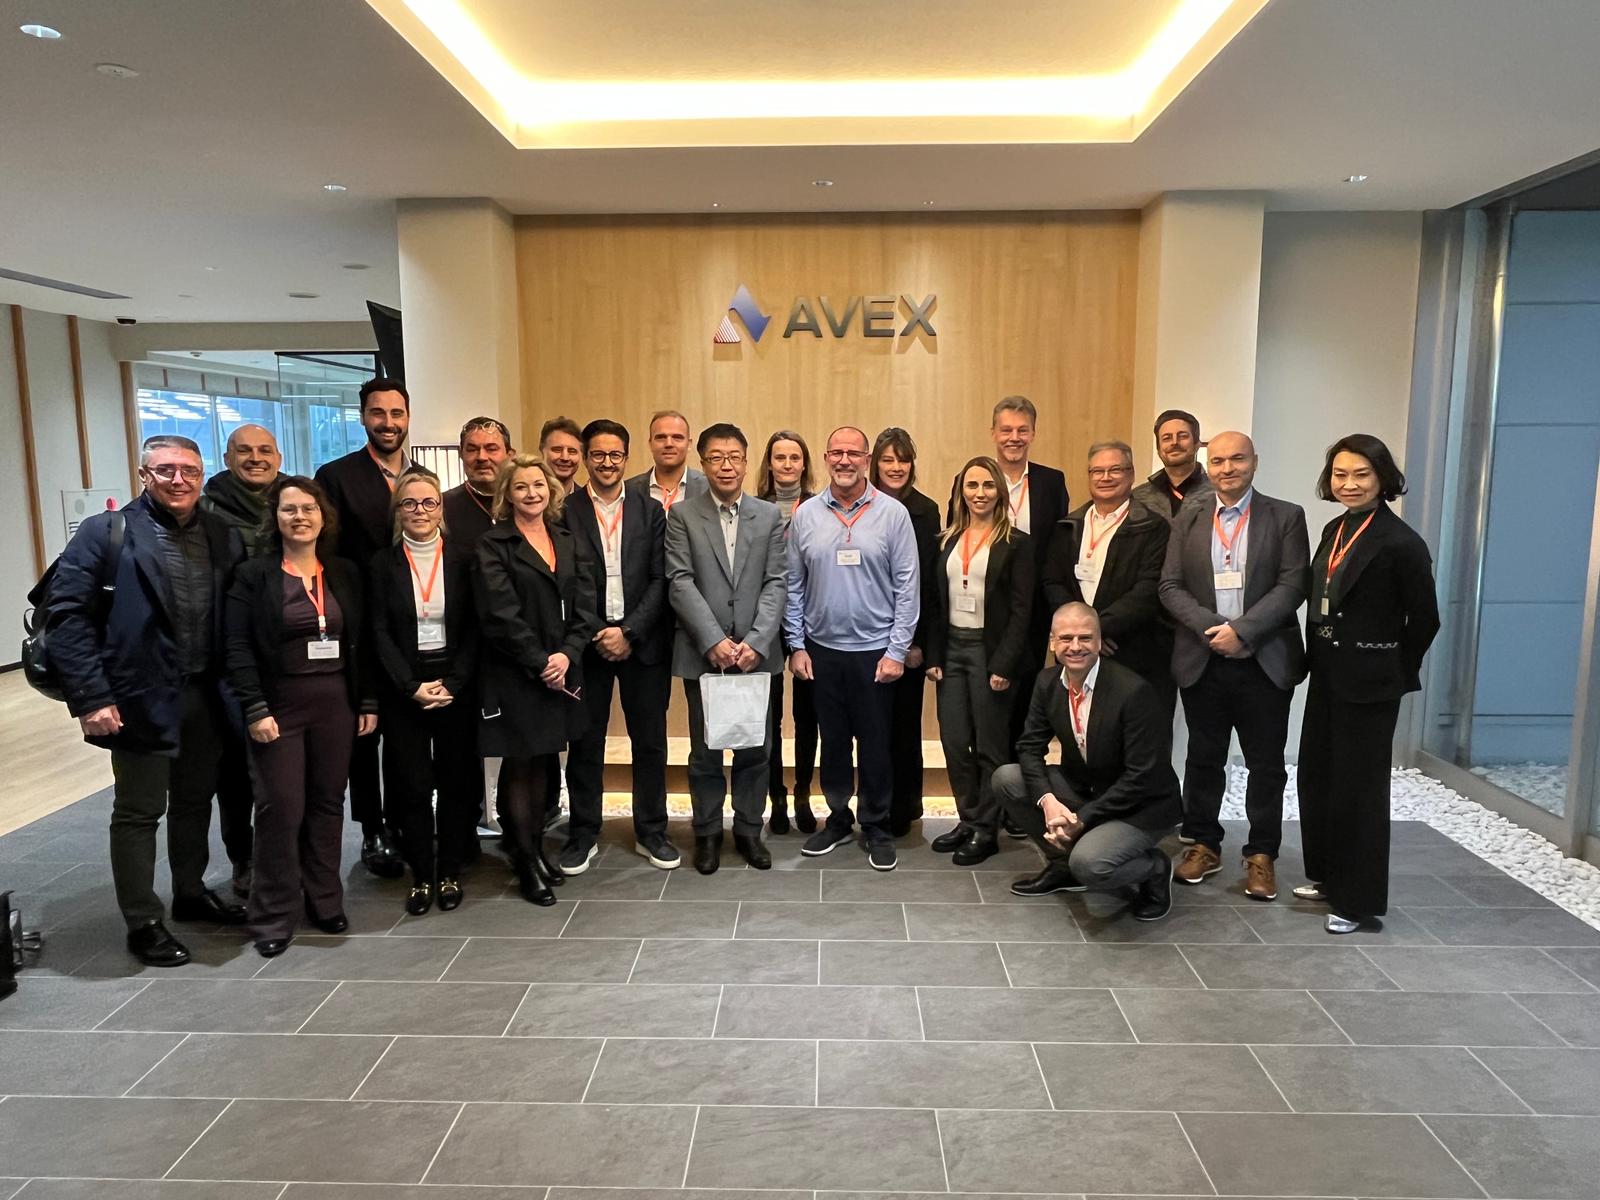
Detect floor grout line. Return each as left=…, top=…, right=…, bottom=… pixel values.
left=1172, top=1111, right=1221, bottom=1196
left=1461, top=1046, right=1538, bottom=1115
left=553, top=902, right=580, bottom=939
left=160, top=1095, right=234, bottom=1180
left=1243, top=1044, right=1297, bottom=1113
left=433, top=937, right=472, bottom=983
left=813, top=1038, right=821, bottom=1106
left=289, top=981, right=343, bottom=1034
left=1106, top=989, right=1140, bottom=1043
left=1503, top=991, right=1575, bottom=1048
left=417, top=1100, right=467, bottom=1185
left=913, top=985, right=927, bottom=1041
left=270, top=1183, right=291, bottom=1200
left=1028, top=1041, right=1057, bottom=1111
left=1301, top=988, right=1356, bottom=1045
left=1171, top=944, right=1209, bottom=989
left=119, top=1031, right=191, bottom=1097
left=344, top=1034, right=398, bottom=1101
left=1533, top=947, right=1600, bottom=994
left=1353, top=943, right=1406, bottom=990
left=499, top=984, right=535, bottom=1037
left=932, top=1107, right=953, bottom=1192
left=710, top=984, right=725, bottom=1037
left=1415, top=1113, right=1492, bottom=1199
left=623, top=940, right=646, bottom=984
left=88, top=979, right=153, bottom=1031
left=680, top=1104, right=702, bottom=1188
left=578, top=1037, right=607, bottom=1102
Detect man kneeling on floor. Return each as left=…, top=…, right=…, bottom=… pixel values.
left=995, top=602, right=1179, bottom=919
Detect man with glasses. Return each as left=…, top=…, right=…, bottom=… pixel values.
left=785, top=426, right=920, bottom=870
left=1042, top=441, right=1177, bottom=716
left=559, top=419, right=677, bottom=873
left=539, top=416, right=584, bottom=497
left=314, top=377, right=412, bottom=877
left=443, top=415, right=514, bottom=546
left=48, top=435, right=247, bottom=966
left=626, top=410, right=707, bottom=514
left=1132, top=409, right=1214, bottom=521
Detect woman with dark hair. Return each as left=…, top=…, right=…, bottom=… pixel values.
left=1297, top=434, right=1439, bottom=933
left=370, top=469, right=481, bottom=916
left=475, top=454, right=600, bottom=905
left=757, top=430, right=820, bottom=833
left=924, top=457, right=1035, bottom=864
left=871, top=427, right=943, bottom=837
left=225, top=475, right=377, bottom=957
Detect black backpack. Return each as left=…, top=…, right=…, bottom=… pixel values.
left=21, top=511, right=125, bottom=702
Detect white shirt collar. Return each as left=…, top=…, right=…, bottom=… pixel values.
left=1060, top=658, right=1101, bottom=694
left=1090, top=499, right=1130, bottom=524
left=1215, top=486, right=1254, bottom=515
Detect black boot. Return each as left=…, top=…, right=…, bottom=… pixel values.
left=769, top=792, right=790, bottom=835
left=695, top=832, right=723, bottom=875
left=536, top=844, right=565, bottom=887
left=735, top=832, right=771, bottom=870
left=513, top=853, right=556, bottom=907
left=793, top=794, right=817, bottom=834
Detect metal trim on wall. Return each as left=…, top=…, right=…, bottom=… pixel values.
left=8, top=305, right=47, bottom=576
left=66, top=315, right=93, bottom=488
left=1559, top=453, right=1600, bottom=854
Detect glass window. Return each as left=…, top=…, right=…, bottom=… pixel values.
left=136, top=389, right=222, bottom=475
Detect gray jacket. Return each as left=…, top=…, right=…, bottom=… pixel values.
left=625, top=466, right=707, bottom=504
left=665, top=492, right=787, bottom=678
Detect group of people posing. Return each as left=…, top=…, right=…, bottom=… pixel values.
left=44, top=382, right=1439, bottom=965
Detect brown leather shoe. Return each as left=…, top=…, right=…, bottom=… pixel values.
left=1173, top=843, right=1222, bottom=884
left=1243, top=853, right=1278, bottom=900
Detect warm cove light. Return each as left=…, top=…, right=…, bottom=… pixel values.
left=370, top=0, right=1268, bottom=146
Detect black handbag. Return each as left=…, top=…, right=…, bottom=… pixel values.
left=20, top=510, right=124, bottom=702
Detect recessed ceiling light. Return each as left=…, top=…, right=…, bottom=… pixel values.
left=19, top=23, right=62, bottom=39
left=710, top=202, right=720, bottom=209
left=322, top=183, right=347, bottom=193
left=812, top=179, right=834, bottom=188
left=95, top=62, right=138, bottom=78
left=203, top=266, right=219, bottom=272
left=923, top=200, right=936, bottom=207
left=341, top=262, right=370, bottom=271
left=287, top=291, right=320, bottom=299
left=1344, top=174, right=1369, bottom=184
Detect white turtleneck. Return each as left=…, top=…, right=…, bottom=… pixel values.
left=402, top=531, right=447, bottom=650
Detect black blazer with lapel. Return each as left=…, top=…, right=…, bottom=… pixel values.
left=1015, top=658, right=1180, bottom=833
left=563, top=487, right=670, bottom=666
left=314, top=447, right=395, bottom=571
left=1306, top=503, right=1440, bottom=702
left=925, top=529, right=1036, bottom=683
left=1022, top=463, right=1070, bottom=574
left=368, top=539, right=481, bottom=701
left=1041, top=497, right=1173, bottom=684
left=224, top=552, right=375, bottom=725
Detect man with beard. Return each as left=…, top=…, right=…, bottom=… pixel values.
left=1132, top=409, right=1214, bottom=521
left=442, top=415, right=514, bottom=546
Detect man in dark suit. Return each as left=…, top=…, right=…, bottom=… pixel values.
left=1159, top=431, right=1309, bottom=901
left=1042, top=440, right=1175, bottom=716
left=993, top=603, right=1179, bottom=919
left=560, top=418, right=677, bottom=873
left=1131, top=408, right=1214, bottom=521
left=313, top=377, right=412, bottom=877
left=442, top=415, right=514, bottom=547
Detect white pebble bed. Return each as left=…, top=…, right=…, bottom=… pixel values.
left=1219, top=765, right=1600, bottom=930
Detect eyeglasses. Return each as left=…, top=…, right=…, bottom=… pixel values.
left=824, top=450, right=868, bottom=462
left=144, top=464, right=203, bottom=483
left=1087, top=466, right=1133, bottom=479
left=399, top=497, right=441, bottom=512
left=703, top=453, right=746, bottom=468
left=587, top=450, right=627, bottom=465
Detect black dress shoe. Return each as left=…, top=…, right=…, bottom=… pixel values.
left=735, top=832, right=771, bottom=870
left=360, top=832, right=405, bottom=878
left=1009, top=861, right=1084, bottom=896
left=254, top=937, right=290, bottom=958
left=793, top=797, right=817, bottom=834
left=695, top=833, right=723, bottom=875
left=306, top=910, right=349, bottom=934
left=405, top=882, right=434, bottom=916
left=1001, top=812, right=1029, bottom=839
left=171, top=888, right=248, bottom=925
left=536, top=846, right=566, bottom=886
left=516, top=861, right=556, bottom=906
left=126, top=920, right=190, bottom=967
left=1131, top=851, right=1174, bottom=921
left=952, top=829, right=999, bottom=866
left=930, top=823, right=971, bottom=853
left=437, top=877, right=463, bottom=911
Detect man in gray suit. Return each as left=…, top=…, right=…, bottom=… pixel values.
left=1159, top=431, right=1308, bottom=902
left=626, top=409, right=708, bottom=516
left=666, top=422, right=788, bottom=874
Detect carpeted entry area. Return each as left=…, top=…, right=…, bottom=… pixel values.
left=2, top=792, right=1600, bottom=1199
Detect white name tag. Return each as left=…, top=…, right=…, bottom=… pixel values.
left=1320, top=596, right=1330, bottom=617
left=1074, top=562, right=1100, bottom=583
left=954, top=594, right=977, bottom=613
left=605, top=557, right=622, bottom=577
left=307, top=639, right=341, bottom=661
left=1214, top=570, right=1243, bottom=591
left=417, top=620, right=445, bottom=644
left=836, top=548, right=862, bottom=566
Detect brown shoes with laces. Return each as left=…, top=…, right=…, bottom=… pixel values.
left=1173, top=843, right=1222, bottom=884
left=1243, top=853, right=1278, bottom=900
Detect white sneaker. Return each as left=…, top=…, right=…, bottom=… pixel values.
left=1293, top=883, right=1327, bottom=902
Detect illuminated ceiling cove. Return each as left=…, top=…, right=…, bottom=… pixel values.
left=364, top=0, right=1272, bottom=148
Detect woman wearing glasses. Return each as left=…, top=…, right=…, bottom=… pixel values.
left=475, top=453, right=601, bottom=905
left=756, top=430, right=820, bottom=833
left=225, top=475, right=377, bottom=957
left=370, top=470, right=481, bottom=916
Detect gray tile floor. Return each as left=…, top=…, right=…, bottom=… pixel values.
left=3, top=796, right=1600, bottom=1200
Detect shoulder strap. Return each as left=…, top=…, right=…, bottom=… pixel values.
left=100, top=511, right=126, bottom=598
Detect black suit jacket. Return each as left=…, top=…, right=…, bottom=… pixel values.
left=1021, top=463, right=1070, bottom=572
left=368, top=539, right=481, bottom=701
left=1041, top=497, right=1173, bottom=685
left=314, top=447, right=396, bottom=571
left=562, top=487, right=670, bottom=666
left=925, top=529, right=1036, bottom=683
left=1306, top=503, right=1440, bottom=702
left=1015, top=658, right=1180, bottom=834
left=901, top=487, right=942, bottom=652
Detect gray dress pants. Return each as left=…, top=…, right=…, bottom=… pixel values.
left=934, top=627, right=1010, bottom=830
left=684, top=676, right=772, bottom=837
left=993, top=763, right=1164, bottom=892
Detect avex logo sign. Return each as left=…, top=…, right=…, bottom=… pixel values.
left=714, top=284, right=937, bottom=345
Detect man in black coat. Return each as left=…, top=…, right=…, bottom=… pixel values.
left=993, top=603, right=1179, bottom=920
left=313, top=377, right=412, bottom=876
left=559, top=419, right=677, bottom=873
left=441, top=415, right=514, bottom=548
left=47, top=435, right=247, bottom=966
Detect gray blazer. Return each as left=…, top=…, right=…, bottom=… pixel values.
left=625, top=466, right=707, bottom=503
left=1158, top=489, right=1310, bottom=691
left=665, top=491, right=787, bottom=678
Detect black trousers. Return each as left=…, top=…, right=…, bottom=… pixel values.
left=248, top=674, right=354, bottom=942
left=889, top=662, right=928, bottom=831
left=380, top=688, right=482, bottom=881
left=567, top=649, right=670, bottom=845
left=215, top=704, right=254, bottom=869
left=1007, top=607, right=1051, bottom=752
left=809, top=643, right=896, bottom=844
left=767, top=671, right=818, bottom=801
left=935, top=629, right=1009, bottom=830
left=347, top=727, right=392, bottom=836
left=1298, top=674, right=1401, bottom=920
left=1179, top=655, right=1291, bottom=859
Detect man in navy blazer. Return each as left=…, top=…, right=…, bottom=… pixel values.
left=560, top=418, right=677, bottom=874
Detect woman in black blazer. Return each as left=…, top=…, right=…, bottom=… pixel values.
left=476, top=453, right=601, bottom=906
left=925, top=456, right=1035, bottom=864
left=370, top=470, right=481, bottom=916
left=1297, top=435, right=1440, bottom=934
left=872, top=427, right=944, bottom=837
left=225, top=475, right=377, bottom=958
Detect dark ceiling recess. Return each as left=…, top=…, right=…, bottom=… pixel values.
left=0, top=267, right=131, bottom=300
left=1464, top=146, right=1600, bottom=212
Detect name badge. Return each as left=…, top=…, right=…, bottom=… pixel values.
left=605, top=556, right=622, bottom=577
left=1320, top=596, right=1330, bottom=617
left=954, top=594, right=977, bottom=613
left=836, top=548, right=862, bottom=566
left=417, top=620, right=445, bottom=644
left=1213, top=570, right=1243, bottom=591
left=307, top=639, right=341, bottom=661
left=1074, top=562, right=1100, bottom=583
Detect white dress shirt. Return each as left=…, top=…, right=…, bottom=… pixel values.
left=1059, top=658, right=1100, bottom=759
left=647, top=471, right=690, bottom=516
left=1076, top=499, right=1130, bottom=606
left=1004, top=465, right=1032, bottom=535
left=590, top=486, right=626, bottom=622
left=948, top=536, right=989, bottom=630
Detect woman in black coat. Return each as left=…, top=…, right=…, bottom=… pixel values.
left=370, top=470, right=481, bottom=916
left=1297, top=434, right=1440, bottom=934
left=225, top=475, right=377, bottom=957
left=475, top=453, right=601, bottom=906
left=871, top=427, right=943, bottom=837
left=925, top=456, right=1035, bottom=864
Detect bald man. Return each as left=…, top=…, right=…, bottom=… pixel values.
left=1159, top=432, right=1308, bottom=902
left=202, top=424, right=282, bottom=556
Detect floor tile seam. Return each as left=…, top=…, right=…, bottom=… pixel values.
left=1171, top=944, right=1209, bottom=990
left=116, top=1030, right=191, bottom=1097
left=499, top=984, right=536, bottom=1037
left=1534, top=947, right=1600, bottom=993
left=814, top=1038, right=821, bottom=1106
left=1104, top=989, right=1140, bottom=1044
left=1242, top=1044, right=1297, bottom=1113
left=1458, top=1047, right=1539, bottom=1115
left=680, top=1104, right=702, bottom=1188
left=285, top=980, right=344, bottom=1034
left=431, top=937, right=474, bottom=983
left=622, top=941, right=646, bottom=985
left=1502, top=991, right=1578, bottom=1048
left=416, top=1099, right=468, bottom=1185
left=1027, top=1041, right=1057, bottom=1111
left=86, top=979, right=153, bottom=1031
left=1300, top=988, right=1356, bottom=1046
left=1413, top=1114, right=1492, bottom=1200
left=931, top=1106, right=953, bottom=1192
left=913, top=985, right=927, bottom=1041
left=1170, top=1111, right=1221, bottom=1196
left=271, top=1183, right=291, bottom=1200
left=997, top=939, right=1016, bottom=988
left=158, top=1094, right=235, bottom=1180
left=710, top=984, right=725, bottom=1037
left=343, top=1033, right=398, bottom=1101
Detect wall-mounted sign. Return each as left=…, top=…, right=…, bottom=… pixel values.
left=714, top=284, right=936, bottom=345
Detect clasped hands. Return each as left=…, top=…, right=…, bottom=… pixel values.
left=708, top=638, right=760, bottom=672
left=1204, top=623, right=1249, bottom=657
left=1038, top=793, right=1084, bottom=849
left=411, top=680, right=453, bottom=709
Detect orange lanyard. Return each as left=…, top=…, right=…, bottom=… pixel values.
left=1007, top=474, right=1030, bottom=520
left=830, top=500, right=873, bottom=543
left=1069, top=683, right=1089, bottom=748
left=1326, top=510, right=1376, bottom=583
left=959, top=525, right=992, bottom=587
left=1212, top=502, right=1251, bottom=565
left=368, top=446, right=400, bottom=492
left=656, top=478, right=681, bottom=513
left=402, top=538, right=443, bottom=619
left=283, top=559, right=328, bottom=640
left=591, top=489, right=624, bottom=552
left=1085, top=505, right=1128, bottom=559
